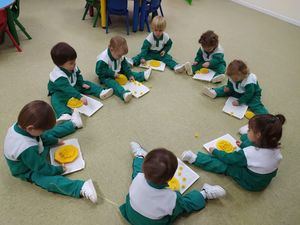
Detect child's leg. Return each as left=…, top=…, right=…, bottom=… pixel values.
left=131, top=71, right=146, bottom=82
left=160, top=53, right=177, bottom=70
left=50, top=93, right=72, bottom=118
left=29, top=172, right=84, bottom=198
left=192, top=64, right=203, bottom=73
left=102, top=78, right=129, bottom=100
left=77, top=80, right=103, bottom=98
left=247, top=96, right=269, bottom=115
left=213, top=86, right=230, bottom=98
left=193, top=152, right=228, bottom=174
left=131, top=157, right=144, bottom=180
left=132, top=53, right=152, bottom=66
left=212, top=64, right=226, bottom=78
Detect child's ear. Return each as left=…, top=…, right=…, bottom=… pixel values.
left=255, top=132, right=261, bottom=140
left=25, top=125, right=35, bottom=133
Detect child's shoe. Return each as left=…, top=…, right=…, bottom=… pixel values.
left=184, top=62, right=193, bottom=76
left=100, top=88, right=113, bottom=100
left=201, top=183, right=226, bottom=199
left=144, top=68, right=152, bottom=81
left=181, top=150, right=197, bottom=164
left=123, top=92, right=133, bottom=103
left=174, top=64, right=185, bottom=73
left=56, top=114, right=72, bottom=123
left=239, top=124, right=249, bottom=135
left=71, top=109, right=83, bottom=128
left=80, top=179, right=98, bottom=203
left=126, top=57, right=134, bottom=67
left=211, top=74, right=225, bottom=83
left=130, top=141, right=147, bottom=157
left=203, top=87, right=217, bottom=98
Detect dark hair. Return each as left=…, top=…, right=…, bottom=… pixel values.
left=249, top=114, right=286, bottom=148
left=109, top=36, right=128, bottom=55
left=51, top=42, right=77, bottom=66
left=199, top=30, right=219, bottom=48
left=18, top=100, right=56, bottom=131
left=226, top=59, right=249, bottom=78
left=143, top=148, right=178, bottom=185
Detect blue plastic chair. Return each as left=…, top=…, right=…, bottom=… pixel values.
left=106, top=0, right=129, bottom=35
left=144, top=0, right=164, bottom=32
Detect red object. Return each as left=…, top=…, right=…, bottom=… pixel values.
left=0, top=9, right=22, bottom=52
left=89, top=6, right=94, bottom=17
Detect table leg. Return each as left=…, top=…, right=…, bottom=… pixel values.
left=100, top=0, right=106, bottom=28
left=139, top=0, right=146, bottom=31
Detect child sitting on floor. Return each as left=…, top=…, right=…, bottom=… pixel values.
left=95, top=36, right=152, bottom=103
left=4, top=100, right=97, bottom=203
left=130, top=15, right=192, bottom=75
left=120, top=142, right=226, bottom=224
left=203, top=59, right=269, bottom=115
left=48, top=42, right=113, bottom=123
left=191, top=30, right=226, bottom=83
left=181, top=114, right=285, bottom=191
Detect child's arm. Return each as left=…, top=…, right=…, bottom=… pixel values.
left=121, top=59, right=134, bottom=78
left=95, top=60, right=116, bottom=79
left=161, top=38, right=172, bottom=54
left=20, top=146, right=63, bottom=175
left=211, top=149, right=247, bottom=166
left=240, top=134, right=254, bottom=148
left=75, top=67, right=84, bottom=87
left=194, top=48, right=205, bottom=64
left=238, top=84, right=256, bottom=105
left=52, top=77, right=83, bottom=100
left=139, top=40, right=151, bottom=59
left=209, top=53, right=225, bottom=69
left=171, top=191, right=206, bottom=220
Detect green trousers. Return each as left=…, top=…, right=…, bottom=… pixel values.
left=214, top=86, right=269, bottom=115
left=101, top=72, right=145, bottom=101
left=133, top=51, right=177, bottom=69
left=20, top=121, right=83, bottom=198
left=192, top=63, right=226, bottom=77
left=50, top=80, right=104, bottom=118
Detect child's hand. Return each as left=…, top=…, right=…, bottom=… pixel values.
left=114, top=73, right=120, bottom=78
left=224, top=87, right=230, bottom=93
left=232, top=100, right=239, bottom=106
left=57, top=139, right=64, bottom=146
left=140, top=59, right=146, bottom=65
left=236, top=140, right=241, bottom=147
left=207, top=147, right=215, bottom=154
left=202, top=62, right=210, bottom=68
left=129, top=76, right=135, bottom=82
left=61, top=164, right=67, bottom=172
left=82, top=84, right=90, bottom=89
left=160, top=51, right=165, bottom=56
left=81, top=97, right=88, bottom=105
left=192, top=61, right=198, bottom=66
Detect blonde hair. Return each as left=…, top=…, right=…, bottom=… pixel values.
left=151, top=16, right=166, bottom=31
left=109, top=36, right=128, bottom=55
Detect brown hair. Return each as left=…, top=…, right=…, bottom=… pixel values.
left=18, top=100, right=56, bottom=131
left=199, top=30, right=219, bottom=49
left=109, top=36, right=128, bottom=55
left=249, top=114, right=286, bottom=148
left=151, top=15, right=166, bottom=31
left=143, top=148, right=178, bottom=185
left=51, top=42, right=77, bottom=66
left=226, top=59, right=249, bottom=78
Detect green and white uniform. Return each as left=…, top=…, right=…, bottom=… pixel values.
left=214, top=73, right=268, bottom=114
left=192, top=45, right=226, bottom=76
left=193, top=136, right=282, bottom=191
left=95, top=48, right=145, bottom=100
left=48, top=66, right=105, bottom=118
left=132, top=32, right=178, bottom=69
left=4, top=123, right=84, bottom=197
left=120, top=157, right=206, bottom=225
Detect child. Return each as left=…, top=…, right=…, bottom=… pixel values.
left=131, top=16, right=193, bottom=75
left=48, top=42, right=113, bottom=122
left=120, top=142, right=226, bottom=224
left=181, top=114, right=285, bottom=191
left=95, top=36, right=152, bottom=103
left=192, top=30, right=226, bottom=83
left=3, top=100, right=97, bottom=203
left=203, top=59, right=269, bottom=115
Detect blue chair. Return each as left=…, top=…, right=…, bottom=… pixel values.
left=106, top=0, right=129, bottom=35
left=144, top=0, right=164, bottom=32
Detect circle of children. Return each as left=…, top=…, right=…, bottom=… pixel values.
left=4, top=16, right=286, bottom=225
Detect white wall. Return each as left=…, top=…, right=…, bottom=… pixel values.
left=231, top=0, right=300, bottom=26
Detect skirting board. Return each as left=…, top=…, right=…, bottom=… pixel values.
left=231, top=0, right=300, bottom=27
